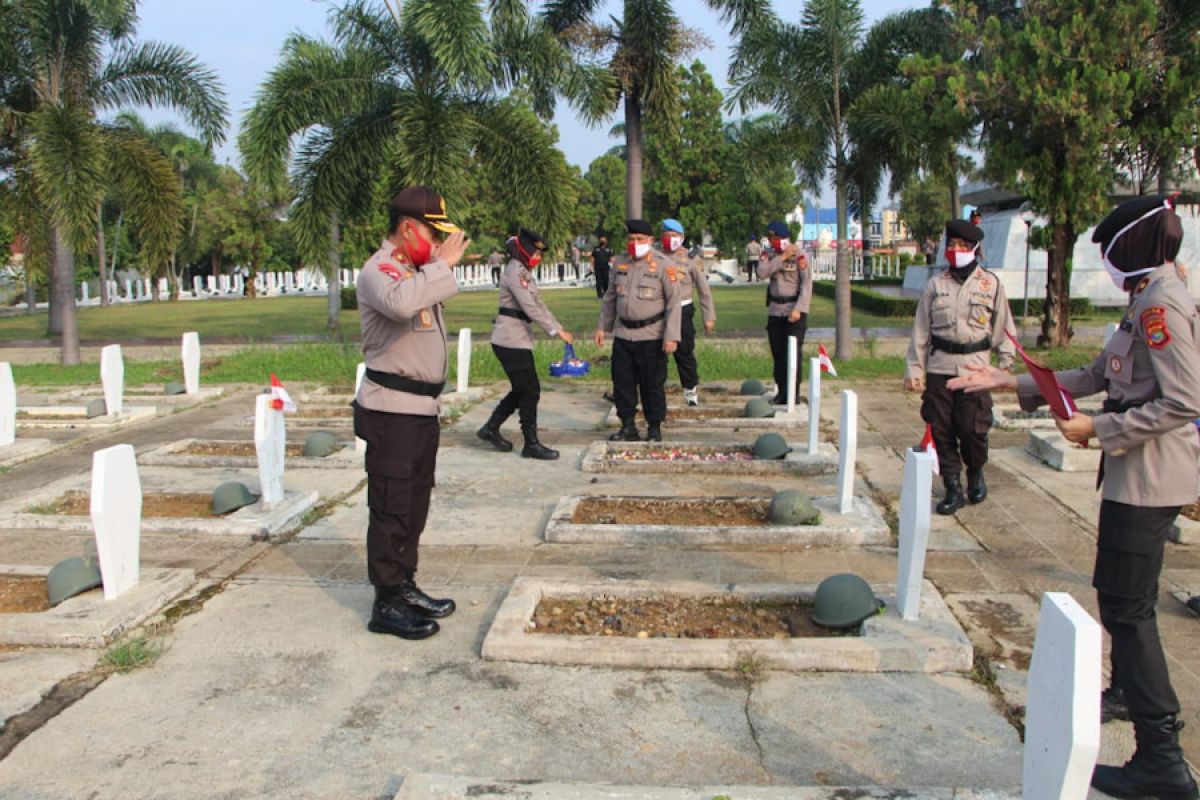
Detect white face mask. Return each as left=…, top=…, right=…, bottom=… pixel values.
left=948, top=246, right=978, bottom=268
left=665, top=235, right=683, bottom=252
left=631, top=242, right=651, bottom=259
left=1101, top=202, right=1170, bottom=291
left=775, top=237, right=791, bottom=253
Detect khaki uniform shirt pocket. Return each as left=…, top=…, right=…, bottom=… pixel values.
left=637, top=281, right=662, bottom=301
left=412, top=308, right=437, bottom=332
left=967, top=298, right=992, bottom=331
left=931, top=302, right=955, bottom=330
left=1103, top=332, right=1134, bottom=386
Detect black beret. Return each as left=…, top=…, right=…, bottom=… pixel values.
left=1093, top=195, right=1181, bottom=271
left=626, top=219, right=653, bottom=236
left=518, top=227, right=547, bottom=252
left=945, top=219, right=983, bottom=243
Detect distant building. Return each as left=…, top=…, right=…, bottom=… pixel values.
left=868, top=208, right=911, bottom=248
left=795, top=208, right=863, bottom=250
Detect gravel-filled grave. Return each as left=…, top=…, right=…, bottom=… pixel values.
left=32, top=491, right=219, bottom=518
left=572, top=496, right=775, bottom=527
left=0, top=576, right=51, bottom=613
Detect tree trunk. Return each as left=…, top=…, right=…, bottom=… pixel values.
left=96, top=204, right=109, bottom=307
left=1157, top=152, right=1171, bottom=194
left=47, top=235, right=62, bottom=335
left=948, top=152, right=961, bottom=219
left=51, top=226, right=80, bottom=365
left=1039, top=220, right=1076, bottom=348
left=109, top=210, right=122, bottom=285
left=624, top=92, right=644, bottom=220
left=151, top=274, right=161, bottom=302
left=24, top=275, right=35, bottom=315
left=327, top=215, right=342, bottom=332
left=834, top=175, right=853, bottom=360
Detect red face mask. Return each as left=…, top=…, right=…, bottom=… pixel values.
left=628, top=240, right=651, bottom=259
left=403, top=223, right=434, bottom=266
left=517, top=241, right=541, bottom=268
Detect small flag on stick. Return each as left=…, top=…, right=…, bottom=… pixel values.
left=919, top=423, right=940, bottom=475
left=269, top=374, right=296, bottom=412
left=817, top=344, right=837, bottom=377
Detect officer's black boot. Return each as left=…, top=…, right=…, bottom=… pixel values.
left=645, top=422, right=663, bottom=442
left=936, top=475, right=966, bottom=515
left=1101, top=686, right=1131, bottom=723
left=609, top=419, right=640, bottom=441
left=397, top=575, right=456, bottom=619
left=368, top=587, right=440, bottom=638
left=521, top=425, right=559, bottom=460
left=966, top=468, right=988, bottom=504
left=476, top=412, right=513, bottom=452
left=1092, top=714, right=1199, bottom=800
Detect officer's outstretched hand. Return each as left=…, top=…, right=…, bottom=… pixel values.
left=903, top=376, right=925, bottom=393
left=663, top=340, right=678, bottom=354
left=559, top=330, right=574, bottom=345
left=946, top=363, right=1017, bottom=393
left=593, top=329, right=607, bottom=348
left=436, top=231, right=470, bottom=267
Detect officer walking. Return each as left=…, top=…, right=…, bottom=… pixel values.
left=950, top=195, right=1200, bottom=800
left=904, top=219, right=1015, bottom=515
left=476, top=228, right=572, bottom=460
left=354, top=186, right=467, bottom=641
left=591, top=236, right=612, bottom=299
left=745, top=236, right=762, bottom=282
left=658, top=219, right=715, bottom=406
left=758, top=221, right=813, bottom=405
left=594, top=219, right=682, bottom=442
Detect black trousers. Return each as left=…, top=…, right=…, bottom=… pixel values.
left=1095, top=499, right=1181, bottom=716
left=491, top=266, right=501, bottom=285
left=490, top=344, right=540, bottom=428
left=612, top=337, right=667, bottom=424
left=767, top=314, right=807, bottom=400
left=352, top=403, right=439, bottom=587
left=673, top=303, right=699, bottom=390
left=595, top=267, right=609, bottom=299
left=920, top=373, right=992, bottom=478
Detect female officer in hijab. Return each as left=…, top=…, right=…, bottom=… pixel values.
left=949, top=194, right=1200, bottom=800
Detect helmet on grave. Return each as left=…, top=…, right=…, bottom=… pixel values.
left=739, top=379, right=766, bottom=396
left=768, top=489, right=820, bottom=525
left=744, top=397, right=775, bottom=418
left=753, top=433, right=790, bottom=460
left=812, top=573, right=883, bottom=629
left=302, top=431, right=338, bottom=458
left=211, top=481, right=257, bottom=515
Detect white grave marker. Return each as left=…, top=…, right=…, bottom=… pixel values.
left=896, top=448, right=935, bottom=620
left=786, top=336, right=798, bottom=414
left=80, top=282, right=89, bottom=303
left=181, top=332, right=201, bottom=394
left=807, top=357, right=821, bottom=455
left=254, top=393, right=285, bottom=506
left=0, top=362, right=15, bottom=447
left=456, top=329, right=472, bottom=394
left=124, top=279, right=134, bottom=300
left=836, top=390, right=858, bottom=514
left=100, top=344, right=124, bottom=417
left=1023, top=592, right=1101, bottom=800
left=90, top=444, right=141, bottom=600
left=355, top=363, right=367, bottom=454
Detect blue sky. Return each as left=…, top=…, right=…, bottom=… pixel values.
left=135, top=0, right=920, bottom=200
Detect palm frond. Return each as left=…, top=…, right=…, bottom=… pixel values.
left=27, top=101, right=106, bottom=251
left=101, top=126, right=182, bottom=275
left=386, top=93, right=475, bottom=201
left=703, top=0, right=777, bottom=37
left=402, top=0, right=494, bottom=91
left=542, top=0, right=605, bottom=34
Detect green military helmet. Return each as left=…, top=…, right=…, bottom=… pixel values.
left=768, top=489, right=820, bottom=525
left=753, top=432, right=791, bottom=460
left=164, top=381, right=186, bottom=396
left=811, top=573, right=884, bottom=629
left=739, top=379, right=766, bottom=396
left=85, top=398, right=107, bottom=418
left=744, top=397, right=775, bottom=418
left=212, top=481, right=258, bottom=515
left=302, top=431, right=339, bottom=458
left=46, top=555, right=103, bottom=606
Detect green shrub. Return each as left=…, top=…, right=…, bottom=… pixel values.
left=812, top=281, right=917, bottom=317
left=340, top=287, right=358, bottom=310
left=1009, top=297, right=1093, bottom=317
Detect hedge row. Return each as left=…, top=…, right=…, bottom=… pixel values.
left=812, top=281, right=1094, bottom=319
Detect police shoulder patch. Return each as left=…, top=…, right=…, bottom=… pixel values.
left=1141, top=306, right=1171, bottom=349
left=379, top=263, right=406, bottom=281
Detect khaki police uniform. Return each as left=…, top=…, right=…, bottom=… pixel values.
left=758, top=251, right=813, bottom=401
left=488, top=258, right=563, bottom=428
left=353, top=240, right=458, bottom=588
left=1017, top=264, right=1200, bottom=717
left=906, top=265, right=1016, bottom=480
left=746, top=240, right=762, bottom=281
left=599, top=251, right=682, bottom=425
left=659, top=246, right=715, bottom=391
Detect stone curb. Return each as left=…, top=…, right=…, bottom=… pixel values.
left=52, top=386, right=226, bottom=408
left=16, top=405, right=158, bottom=429
left=1025, top=430, right=1101, bottom=472
left=0, top=438, right=55, bottom=469
left=579, top=440, right=838, bottom=476
left=481, top=578, right=973, bottom=674
left=137, top=438, right=362, bottom=471
left=604, top=405, right=811, bottom=429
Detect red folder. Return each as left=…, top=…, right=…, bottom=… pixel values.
left=1005, top=332, right=1077, bottom=420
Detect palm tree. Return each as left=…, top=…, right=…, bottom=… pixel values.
left=240, top=0, right=589, bottom=332
left=542, top=0, right=704, bottom=219
left=0, top=1, right=227, bottom=364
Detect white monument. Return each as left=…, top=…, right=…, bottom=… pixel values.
left=355, top=363, right=367, bottom=454
left=896, top=448, right=935, bottom=620
left=1023, top=592, right=1102, bottom=800
left=807, top=357, right=821, bottom=455
left=181, top=332, right=201, bottom=394
left=456, top=329, right=472, bottom=394
left=0, top=362, right=15, bottom=447
left=90, top=444, right=142, bottom=600
left=100, top=344, right=124, bottom=417
left=786, top=336, right=798, bottom=414
left=254, top=394, right=285, bottom=506
left=836, top=390, right=858, bottom=514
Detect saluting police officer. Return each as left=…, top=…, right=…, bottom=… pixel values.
left=658, top=219, right=716, bottom=406
left=477, top=228, right=573, bottom=460
left=950, top=195, right=1200, bottom=800
left=758, top=220, right=813, bottom=405
left=354, top=186, right=468, bottom=641
left=594, top=219, right=682, bottom=442
left=904, top=219, right=1015, bottom=515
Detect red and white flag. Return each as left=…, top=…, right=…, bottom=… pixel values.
left=919, top=423, right=940, bottom=475
left=817, top=344, right=837, bottom=377
left=269, top=373, right=296, bottom=412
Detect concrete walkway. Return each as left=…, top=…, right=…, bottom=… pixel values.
left=0, top=379, right=1194, bottom=798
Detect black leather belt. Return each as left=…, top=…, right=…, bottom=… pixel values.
left=931, top=334, right=991, bottom=355
left=364, top=368, right=444, bottom=397
left=497, top=307, right=531, bottom=322
left=766, top=291, right=800, bottom=306
left=1102, top=397, right=1149, bottom=414
left=620, top=310, right=665, bottom=329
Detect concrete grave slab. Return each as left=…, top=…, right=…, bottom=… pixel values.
left=579, top=440, right=838, bottom=476
left=53, top=386, right=225, bottom=408
left=0, top=438, right=56, bottom=469
left=0, top=564, right=194, bottom=647
left=543, top=494, right=891, bottom=547
left=604, top=403, right=809, bottom=430
left=482, top=578, right=973, bottom=673
left=993, top=403, right=1102, bottom=430
left=0, top=648, right=97, bottom=726
left=16, top=404, right=157, bottom=429
left=1026, top=430, right=1102, bottom=472
left=137, top=438, right=362, bottom=470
